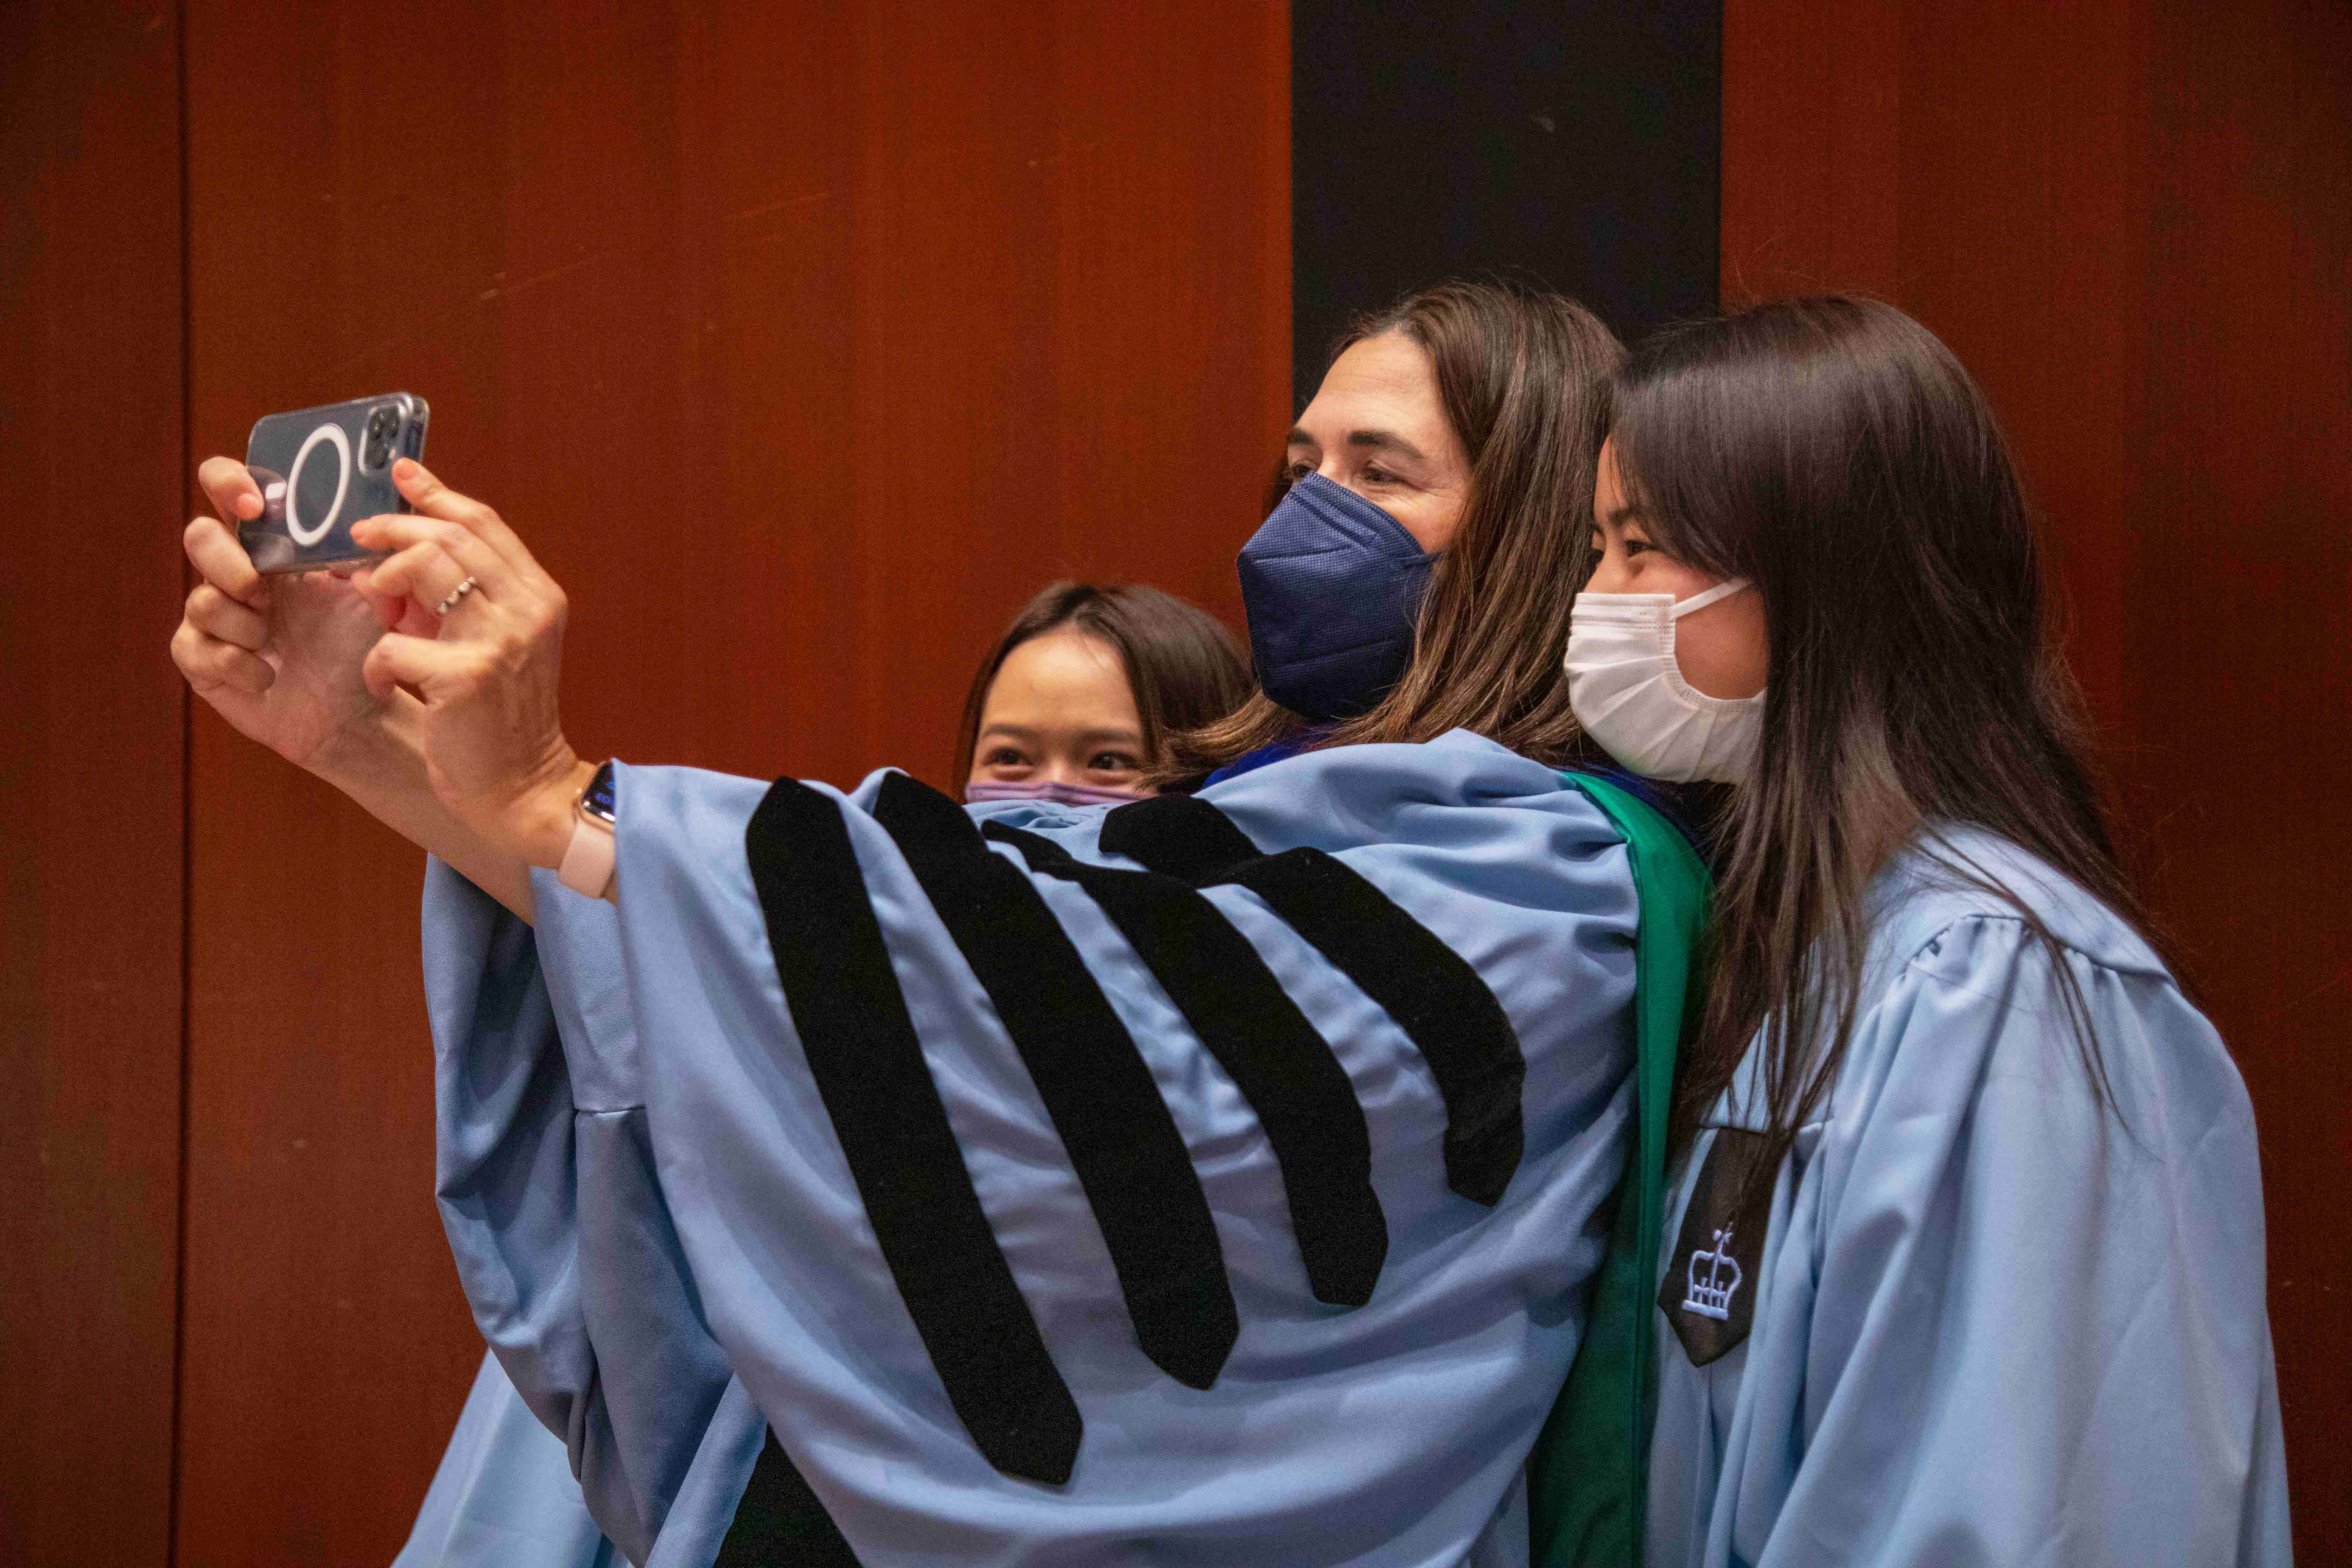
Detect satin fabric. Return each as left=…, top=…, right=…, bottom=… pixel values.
left=393, top=1352, right=615, bottom=1568
left=1644, top=828, right=2292, bottom=1567
left=423, top=732, right=1644, bottom=1565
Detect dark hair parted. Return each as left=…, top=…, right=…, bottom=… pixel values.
left=954, top=581, right=1253, bottom=785
left=1161, top=280, right=1624, bottom=779
left=1609, top=295, right=2168, bottom=1149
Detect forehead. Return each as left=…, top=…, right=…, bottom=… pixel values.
left=1294, top=331, right=1447, bottom=440
left=1595, top=438, right=1626, bottom=507
left=982, top=631, right=1140, bottom=727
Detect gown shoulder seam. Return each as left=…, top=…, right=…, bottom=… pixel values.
left=1897, top=910, right=2174, bottom=986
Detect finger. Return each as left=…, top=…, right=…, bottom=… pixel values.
left=172, top=621, right=275, bottom=695
left=346, top=513, right=508, bottom=597
left=186, top=582, right=269, bottom=651
left=183, top=515, right=267, bottom=607
left=348, top=561, right=457, bottom=636
left=388, top=458, right=557, bottom=591
left=365, top=537, right=484, bottom=616
left=362, top=629, right=472, bottom=704
left=348, top=562, right=405, bottom=630
left=197, top=456, right=265, bottom=524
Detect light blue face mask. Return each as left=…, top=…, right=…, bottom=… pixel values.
left=1236, top=473, right=1435, bottom=722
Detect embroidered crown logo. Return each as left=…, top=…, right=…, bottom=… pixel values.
left=1681, top=1226, right=1743, bottom=1321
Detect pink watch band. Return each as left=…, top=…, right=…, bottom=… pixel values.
left=558, top=810, right=616, bottom=897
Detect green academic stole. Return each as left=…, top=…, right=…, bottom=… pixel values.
left=1528, top=772, right=1711, bottom=1567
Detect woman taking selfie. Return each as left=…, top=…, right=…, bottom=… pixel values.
left=398, top=579, right=1248, bottom=1568
left=175, top=285, right=1698, bottom=1565
left=1548, top=296, right=2289, bottom=1565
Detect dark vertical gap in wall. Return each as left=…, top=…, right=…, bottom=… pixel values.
left=167, top=1, right=192, bottom=1563
left=1290, top=0, right=1721, bottom=407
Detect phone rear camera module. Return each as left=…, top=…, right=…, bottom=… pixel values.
left=362, top=405, right=399, bottom=470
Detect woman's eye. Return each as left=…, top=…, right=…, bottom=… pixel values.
left=1623, top=537, right=1654, bottom=558
left=1088, top=752, right=1141, bottom=773
left=1282, top=460, right=1313, bottom=483
left=1362, top=465, right=1398, bottom=485
left=984, top=748, right=1029, bottom=768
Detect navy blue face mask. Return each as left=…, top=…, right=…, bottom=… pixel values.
left=1237, top=472, right=1437, bottom=722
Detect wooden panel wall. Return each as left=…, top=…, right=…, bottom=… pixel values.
left=170, top=2, right=1289, bottom=1562
left=1722, top=0, right=2350, bottom=1555
left=0, top=5, right=189, bottom=1564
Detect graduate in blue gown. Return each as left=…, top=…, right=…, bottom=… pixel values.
left=397, top=582, right=1252, bottom=1567
left=422, top=735, right=1641, bottom=1563
left=169, top=285, right=1658, bottom=1564
left=1538, top=296, right=2291, bottom=1565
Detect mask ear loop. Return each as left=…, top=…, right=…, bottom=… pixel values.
left=1667, top=578, right=1750, bottom=620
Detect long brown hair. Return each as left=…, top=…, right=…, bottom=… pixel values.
left=1609, top=296, right=2165, bottom=1147
left=1162, top=281, right=1624, bottom=777
left=953, top=581, right=1252, bottom=785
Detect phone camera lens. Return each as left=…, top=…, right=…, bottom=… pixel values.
left=362, top=405, right=398, bottom=469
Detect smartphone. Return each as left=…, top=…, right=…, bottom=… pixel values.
left=240, top=392, right=430, bottom=574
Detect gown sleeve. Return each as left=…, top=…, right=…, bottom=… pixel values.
left=423, top=859, right=749, bottom=1563
left=392, top=1350, right=618, bottom=1568
left=428, top=731, right=1646, bottom=1565
left=1692, top=913, right=2291, bottom=1568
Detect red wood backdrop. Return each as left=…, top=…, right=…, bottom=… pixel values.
left=0, top=6, right=189, bottom=1566
left=1722, top=0, right=2350, bottom=1556
left=172, top=2, right=1287, bottom=1562
left=3, top=1, right=1283, bottom=1562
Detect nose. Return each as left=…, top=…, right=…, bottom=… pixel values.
left=1584, top=551, right=1635, bottom=595
left=1314, top=458, right=1382, bottom=508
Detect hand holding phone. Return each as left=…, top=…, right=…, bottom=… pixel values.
left=240, top=392, right=429, bottom=574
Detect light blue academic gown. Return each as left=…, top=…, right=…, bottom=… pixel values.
left=422, top=733, right=1646, bottom=1566
left=394, top=1351, right=617, bottom=1568
left=1644, top=828, right=2293, bottom=1567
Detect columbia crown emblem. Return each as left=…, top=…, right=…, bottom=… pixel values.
left=1681, top=1226, right=1743, bottom=1321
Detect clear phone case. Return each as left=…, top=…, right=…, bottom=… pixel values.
left=240, top=392, right=430, bottom=574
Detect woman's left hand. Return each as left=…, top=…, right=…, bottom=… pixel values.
left=349, top=459, right=593, bottom=870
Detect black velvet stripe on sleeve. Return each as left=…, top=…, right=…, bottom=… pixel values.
left=870, top=774, right=1238, bottom=1390
left=1101, top=794, right=1527, bottom=1206
left=1098, top=790, right=1263, bottom=880
left=715, top=1428, right=863, bottom=1567
left=983, top=821, right=1388, bottom=1307
left=745, top=780, right=1082, bottom=1486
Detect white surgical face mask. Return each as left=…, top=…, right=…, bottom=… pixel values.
left=1565, top=580, right=1763, bottom=783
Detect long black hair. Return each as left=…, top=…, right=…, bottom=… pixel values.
left=1608, top=296, right=2170, bottom=1148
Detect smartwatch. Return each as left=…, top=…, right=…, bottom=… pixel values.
left=558, top=760, right=618, bottom=898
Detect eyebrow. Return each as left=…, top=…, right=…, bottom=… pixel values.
left=1351, top=429, right=1426, bottom=461
left=1602, top=504, right=1653, bottom=528
left=1285, top=427, right=1428, bottom=462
